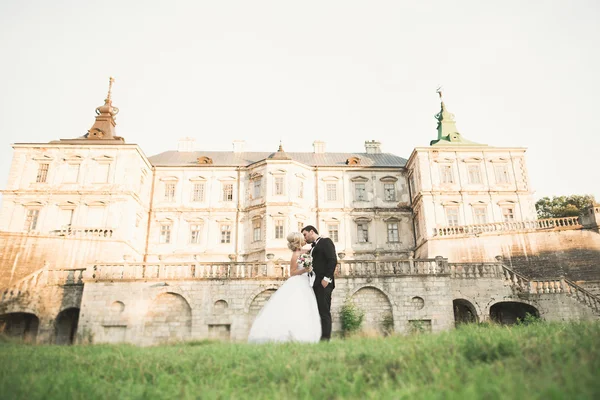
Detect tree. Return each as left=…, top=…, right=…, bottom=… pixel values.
left=535, top=194, right=596, bottom=219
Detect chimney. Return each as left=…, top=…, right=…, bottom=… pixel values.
left=177, top=137, right=196, bottom=152
left=313, top=140, right=326, bottom=154
left=233, top=140, right=245, bottom=153
left=365, top=140, right=381, bottom=154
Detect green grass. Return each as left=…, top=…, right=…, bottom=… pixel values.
left=1, top=321, right=599, bottom=399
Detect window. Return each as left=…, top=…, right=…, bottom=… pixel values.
left=274, top=220, right=284, bottom=239
left=409, top=175, right=417, bottom=199
left=274, top=177, right=284, bottom=195
left=24, top=209, right=39, bottom=231
left=159, top=224, right=171, bottom=244
left=253, top=219, right=262, bottom=242
left=354, top=183, right=366, bottom=201
left=502, top=207, right=515, bottom=222
left=298, top=181, right=304, bottom=199
left=494, top=165, right=510, bottom=184
left=220, top=224, right=231, bottom=244
left=387, top=222, right=399, bottom=243
left=36, top=163, right=49, bottom=183
left=223, top=184, right=234, bottom=202
left=64, top=164, right=80, bottom=183
left=190, top=224, right=202, bottom=244
left=446, top=207, right=459, bottom=226
left=298, top=221, right=304, bottom=232
left=440, top=165, right=454, bottom=184
left=467, top=165, right=482, bottom=184
left=95, top=163, right=110, bottom=183
left=384, top=183, right=396, bottom=201
left=357, top=222, right=369, bottom=243
left=473, top=207, right=488, bottom=224
left=328, top=224, right=339, bottom=242
left=164, top=183, right=176, bottom=202
left=326, top=183, right=337, bottom=201
left=253, top=179, right=261, bottom=199
left=58, top=209, right=74, bottom=228
left=192, top=183, right=205, bottom=202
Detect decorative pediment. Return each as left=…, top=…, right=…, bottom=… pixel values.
left=23, top=201, right=45, bottom=207
left=295, top=214, right=307, bottom=220
left=57, top=201, right=77, bottom=209
left=85, top=201, right=107, bottom=207
left=216, top=217, right=233, bottom=223
left=185, top=216, right=205, bottom=223
left=323, top=217, right=339, bottom=223
left=346, top=156, right=361, bottom=165
left=295, top=172, right=307, bottom=179
left=249, top=172, right=263, bottom=180
left=32, top=154, right=54, bottom=161
left=461, top=157, right=483, bottom=163
left=189, top=176, right=206, bottom=182
left=383, top=216, right=400, bottom=222
left=380, top=176, right=398, bottom=182
left=497, top=200, right=517, bottom=206
left=321, top=176, right=339, bottom=182
left=488, top=157, right=510, bottom=163
left=159, top=176, right=179, bottom=182
left=469, top=201, right=488, bottom=206
left=197, top=156, right=213, bottom=164
left=92, top=155, right=114, bottom=163
left=269, top=169, right=287, bottom=176
left=353, top=216, right=372, bottom=222
left=433, top=157, right=455, bottom=163
left=218, top=176, right=237, bottom=182
left=350, top=176, right=369, bottom=182
left=63, top=155, right=83, bottom=163
left=442, top=200, right=461, bottom=206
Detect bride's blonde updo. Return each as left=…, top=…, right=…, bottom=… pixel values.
left=287, top=232, right=306, bottom=251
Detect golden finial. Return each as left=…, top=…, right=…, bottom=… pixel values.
left=436, top=86, right=443, bottom=100
left=107, top=76, right=115, bottom=100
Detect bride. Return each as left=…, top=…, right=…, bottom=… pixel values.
left=247, top=232, right=322, bottom=343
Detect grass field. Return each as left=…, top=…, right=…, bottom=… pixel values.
left=1, top=321, right=599, bottom=399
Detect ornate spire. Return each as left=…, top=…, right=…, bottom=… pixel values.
left=86, top=77, right=122, bottom=141
left=268, top=141, right=292, bottom=160
left=430, top=88, right=483, bottom=147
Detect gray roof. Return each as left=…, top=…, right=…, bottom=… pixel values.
left=148, top=151, right=407, bottom=168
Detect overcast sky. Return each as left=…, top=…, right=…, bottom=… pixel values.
left=1, top=0, right=598, bottom=202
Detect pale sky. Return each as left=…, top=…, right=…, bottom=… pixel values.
left=1, top=0, right=599, bottom=202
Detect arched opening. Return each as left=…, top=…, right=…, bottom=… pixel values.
left=350, top=287, right=394, bottom=336
left=0, top=312, right=40, bottom=343
left=143, top=293, right=192, bottom=345
left=490, top=302, right=540, bottom=325
left=54, top=308, right=80, bottom=345
left=453, top=299, right=478, bottom=325
left=248, top=289, right=276, bottom=323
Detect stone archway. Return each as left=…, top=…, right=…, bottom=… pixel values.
left=143, top=292, right=192, bottom=345
left=351, top=287, right=394, bottom=335
left=0, top=312, right=40, bottom=343
left=490, top=302, right=540, bottom=325
left=54, top=308, right=80, bottom=345
left=453, top=299, right=478, bottom=325
left=248, top=289, right=277, bottom=323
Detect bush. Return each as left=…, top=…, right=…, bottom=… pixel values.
left=340, top=301, right=364, bottom=336
left=381, top=313, right=394, bottom=336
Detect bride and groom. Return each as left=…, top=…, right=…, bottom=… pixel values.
left=248, top=225, right=337, bottom=343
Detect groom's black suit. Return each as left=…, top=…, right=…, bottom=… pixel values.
left=311, top=237, right=337, bottom=340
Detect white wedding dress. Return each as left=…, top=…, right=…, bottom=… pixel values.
left=248, top=260, right=321, bottom=344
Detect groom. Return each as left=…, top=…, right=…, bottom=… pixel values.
left=302, top=225, right=337, bottom=341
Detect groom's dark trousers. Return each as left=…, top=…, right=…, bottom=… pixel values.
left=311, top=237, right=337, bottom=341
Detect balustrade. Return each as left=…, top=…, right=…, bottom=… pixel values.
left=49, top=227, right=115, bottom=238
left=0, top=267, right=85, bottom=304
left=435, top=216, right=581, bottom=237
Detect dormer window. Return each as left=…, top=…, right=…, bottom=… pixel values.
left=197, top=156, right=213, bottom=164
left=346, top=156, right=361, bottom=165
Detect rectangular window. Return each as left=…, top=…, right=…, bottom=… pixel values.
left=192, top=183, right=205, bottom=202
left=58, top=209, right=74, bottom=228
left=223, top=184, right=234, bottom=202
left=473, top=207, right=488, bottom=225
left=467, top=165, right=482, bottom=184
left=253, top=179, right=261, bottom=199
left=494, top=165, right=510, bottom=184
left=354, top=183, right=366, bottom=201
left=64, top=164, right=80, bottom=183
left=36, top=163, right=49, bottom=183
left=328, top=224, right=339, bottom=243
left=220, top=224, right=231, bottom=244
left=24, top=209, right=39, bottom=231
left=326, top=183, right=337, bottom=201
left=159, top=224, right=171, bottom=244
left=274, top=220, right=284, bottom=239
left=274, top=177, right=284, bottom=195
left=440, top=165, right=454, bottom=184
left=95, top=163, right=110, bottom=183
left=357, top=222, right=369, bottom=243
left=384, top=183, right=396, bottom=201
left=446, top=207, right=460, bottom=227
left=164, top=183, right=176, bottom=202
left=387, top=222, right=399, bottom=243
left=502, top=207, right=515, bottom=222
left=298, top=181, right=304, bottom=199
left=190, top=224, right=202, bottom=244
left=253, top=220, right=262, bottom=242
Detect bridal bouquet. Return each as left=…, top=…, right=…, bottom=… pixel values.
left=297, top=254, right=313, bottom=270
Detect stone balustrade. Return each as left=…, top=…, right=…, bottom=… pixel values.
left=49, top=227, right=115, bottom=238
left=1, top=268, right=85, bottom=303
left=448, top=262, right=504, bottom=279
left=435, top=216, right=582, bottom=237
